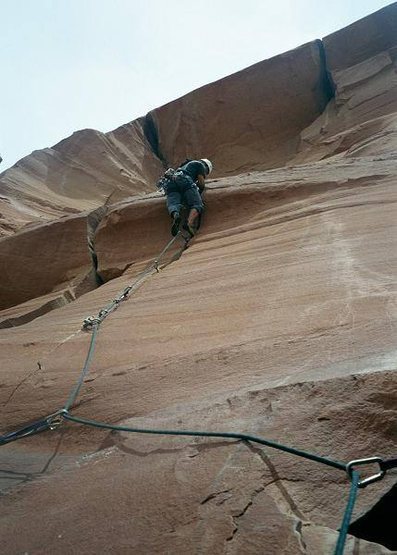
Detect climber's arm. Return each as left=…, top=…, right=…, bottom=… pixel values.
left=197, top=174, right=206, bottom=193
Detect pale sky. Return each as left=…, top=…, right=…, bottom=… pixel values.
left=0, top=0, right=393, bottom=170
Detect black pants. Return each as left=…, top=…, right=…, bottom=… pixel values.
left=165, top=175, right=204, bottom=216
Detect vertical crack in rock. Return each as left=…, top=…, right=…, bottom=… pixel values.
left=315, top=38, right=336, bottom=103
left=244, top=441, right=307, bottom=553
left=87, top=206, right=107, bottom=286
left=244, top=442, right=306, bottom=520
left=226, top=485, right=265, bottom=543
left=143, top=111, right=168, bottom=166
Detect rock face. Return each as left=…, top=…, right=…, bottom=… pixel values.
left=0, top=39, right=331, bottom=238
left=296, top=3, right=397, bottom=162
left=149, top=40, right=332, bottom=176
left=0, top=213, right=93, bottom=310
left=0, top=121, right=163, bottom=237
left=1, top=4, right=397, bottom=555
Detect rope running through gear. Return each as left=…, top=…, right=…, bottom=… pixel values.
left=334, top=471, right=360, bottom=555
left=1, top=228, right=395, bottom=554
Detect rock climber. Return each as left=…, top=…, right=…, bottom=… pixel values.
left=161, top=158, right=213, bottom=237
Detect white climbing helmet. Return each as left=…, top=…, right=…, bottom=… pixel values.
left=200, top=158, right=213, bottom=175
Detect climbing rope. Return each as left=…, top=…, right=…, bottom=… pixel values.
left=1, top=228, right=395, bottom=554
left=64, top=324, right=99, bottom=411
left=62, top=413, right=347, bottom=471
left=82, top=232, right=187, bottom=331
left=334, top=471, right=360, bottom=555
left=1, top=231, right=189, bottom=446
left=0, top=410, right=64, bottom=445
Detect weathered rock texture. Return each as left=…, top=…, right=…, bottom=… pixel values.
left=0, top=213, right=93, bottom=310
left=1, top=4, right=397, bottom=555
left=149, top=40, right=332, bottom=175
left=0, top=122, right=163, bottom=237
left=295, top=4, right=397, bottom=163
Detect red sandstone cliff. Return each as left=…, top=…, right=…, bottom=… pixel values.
left=1, top=4, right=396, bottom=554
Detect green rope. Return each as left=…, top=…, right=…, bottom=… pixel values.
left=85, top=232, right=187, bottom=328
left=155, top=233, right=181, bottom=262
left=334, top=470, right=360, bottom=555
left=63, top=412, right=347, bottom=472
left=0, top=417, right=53, bottom=445
left=63, top=324, right=99, bottom=411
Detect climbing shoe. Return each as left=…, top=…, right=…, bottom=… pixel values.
left=171, top=212, right=181, bottom=236
left=183, top=222, right=195, bottom=237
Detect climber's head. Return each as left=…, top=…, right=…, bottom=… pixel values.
left=200, top=159, right=213, bottom=175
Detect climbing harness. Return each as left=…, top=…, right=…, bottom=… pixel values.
left=156, top=162, right=199, bottom=192
left=1, top=228, right=395, bottom=555
left=156, top=167, right=184, bottom=192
